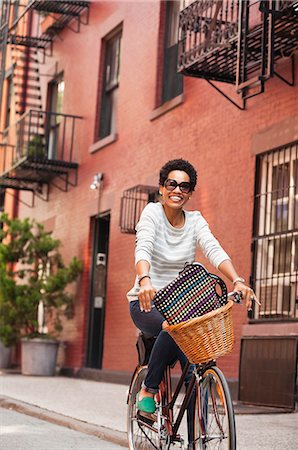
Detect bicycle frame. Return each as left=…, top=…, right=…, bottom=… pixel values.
left=128, top=291, right=241, bottom=449
left=159, top=360, right=216, bottom=446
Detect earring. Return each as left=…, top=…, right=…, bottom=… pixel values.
left=159, top=191, right=162, bottom=195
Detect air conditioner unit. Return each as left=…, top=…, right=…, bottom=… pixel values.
left=259, top=279, right=296, bottom=317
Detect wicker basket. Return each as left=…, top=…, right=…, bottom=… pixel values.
left=167, top=300, right=234, bottom=364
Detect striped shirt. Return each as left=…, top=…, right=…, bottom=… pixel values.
left=127, top=202, right=230, bottom=302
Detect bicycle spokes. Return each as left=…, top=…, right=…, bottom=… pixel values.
left=193, top=368, right=235, bottom=449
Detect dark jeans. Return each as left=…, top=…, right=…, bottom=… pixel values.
left=129, top=300, right=190, bottom=393
left=129, top=300, right=195, bottom=444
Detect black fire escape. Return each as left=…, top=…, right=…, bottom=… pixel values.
left=178, top=0, right=298, bottom=109
left=0, top=0, right=90, bottom=205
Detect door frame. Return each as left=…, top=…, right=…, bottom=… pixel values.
left=85, top=211, right=110, bottom=368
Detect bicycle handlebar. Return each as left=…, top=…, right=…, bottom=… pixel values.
left=227, top=291, right=242, bottom=304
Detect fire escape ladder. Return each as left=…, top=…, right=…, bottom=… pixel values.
left=0, top=2, right=88, bottom=204
left=12, top=45, right=43, bottom=116
left=236, top=0, right=276, bottom=99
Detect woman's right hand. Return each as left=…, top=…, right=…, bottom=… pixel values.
left=138, top=280, right=157, bottom=312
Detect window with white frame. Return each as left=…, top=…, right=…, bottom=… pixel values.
left=253, top=141, right=298, bottom=320
left=98, top=27, right=122, bottom=140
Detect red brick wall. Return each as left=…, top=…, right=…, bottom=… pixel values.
left=15, top=2, right=298, bottom=379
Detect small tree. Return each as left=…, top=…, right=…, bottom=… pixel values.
left=0, top=213, right=83, bottom=344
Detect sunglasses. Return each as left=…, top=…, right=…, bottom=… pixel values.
left=164, top=179, right=191, bottom=194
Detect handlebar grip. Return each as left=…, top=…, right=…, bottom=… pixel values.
left=228, top=291, right=242, bottom=304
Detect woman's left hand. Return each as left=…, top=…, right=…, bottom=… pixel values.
left=233, top=281, right=261, bottom=311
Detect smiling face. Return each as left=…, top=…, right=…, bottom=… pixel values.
left=160, top=170, right=192, bottom=211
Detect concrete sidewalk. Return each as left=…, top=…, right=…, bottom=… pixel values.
left=0, top=371, right=297, bottom=449
left=0, top=372, right=129, bottom=447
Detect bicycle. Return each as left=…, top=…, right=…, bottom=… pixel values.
left=127, top=292, right=241, bottom=450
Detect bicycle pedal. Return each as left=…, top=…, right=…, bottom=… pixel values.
left=137, top=410, right=156, bottom=425
left=173, top=433, right=183, bottom=442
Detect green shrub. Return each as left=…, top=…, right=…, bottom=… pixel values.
left=0, top=213, right=83, bottom=345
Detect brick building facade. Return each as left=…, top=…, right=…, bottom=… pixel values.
left=1, top=1, right=297, bottom=407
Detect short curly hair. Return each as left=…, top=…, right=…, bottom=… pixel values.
left=159, top=158, right=197, bottom=191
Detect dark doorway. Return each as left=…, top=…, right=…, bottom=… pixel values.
left=86, top=213, right=110, bottom=368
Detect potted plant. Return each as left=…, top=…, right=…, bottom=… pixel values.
left=27, top=134, right=46, bottom=159
left=0, top=213, right=83, bottom=375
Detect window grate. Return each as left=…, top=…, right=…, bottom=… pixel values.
left=120, top=185, right=159, bottom=234
left=252, top=140, right=298, bottom=320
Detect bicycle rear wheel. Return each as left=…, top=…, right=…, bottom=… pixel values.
left=127, top=366, right=161, bottom=450
left=193, top=366, right=236, bottom=450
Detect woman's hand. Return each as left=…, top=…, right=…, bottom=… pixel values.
left=162, top=320, right=169, bottom=330
left=138, top=280, right=157, bottom=312
left=234, top=281, right=261, bottom=311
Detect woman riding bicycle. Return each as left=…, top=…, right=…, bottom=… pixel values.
left=127, top=158, right=260, bottom=417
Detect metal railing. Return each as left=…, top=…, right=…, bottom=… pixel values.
left=9, top=109, right=83, bottom=167
left=0, top=142, right=16, bottom=175
left=8, top=0, right=90, bottom=50
left=252, top=141, right=298, bottom=321
left=120, top=185, right=159, bottom=234
left=178, top=0, right=240, bottom=74
left=178, top=0, right=298, bottom=91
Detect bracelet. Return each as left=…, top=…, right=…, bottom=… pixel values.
left=232, top=277, right=245, bottom=285
left=138, top=274, right=151, bottom=285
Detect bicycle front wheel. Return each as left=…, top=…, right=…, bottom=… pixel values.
left=193, top=366, right=236, bottom=450
left=127, top=366, right=161, bottom=450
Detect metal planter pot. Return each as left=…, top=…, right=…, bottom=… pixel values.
left=0, top=341, right=11, bottom=369
left=21, top=338, right=59, bottom=376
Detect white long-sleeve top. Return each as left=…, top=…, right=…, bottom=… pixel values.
left=127, top=202, right=230, bottom=302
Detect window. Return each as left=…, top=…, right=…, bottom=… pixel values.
left=252, top=141, right=298, bottom=320
left=5, top=75, right=12, bottom=129
left=161, top=1, right=183, bottom=104
left=98, top=28, right=122, bottom=140
left=47, top=75, right=64, bottom=159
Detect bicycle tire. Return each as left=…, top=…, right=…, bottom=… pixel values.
left=127, top=365, right=161, bottom=450
left=192, top=366, right=236, bottom=450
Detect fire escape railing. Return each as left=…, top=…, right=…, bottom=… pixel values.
left=0, top=109, right=82, bottom=201
left=0, top=1, right=89, bottom=204
left=178, top=0, right=298, bottom=106
left=8, top=0, right=90, bottom=52
left=178, top=0, right=239, bottom=83
left=14, top=109, right=82, bottom=163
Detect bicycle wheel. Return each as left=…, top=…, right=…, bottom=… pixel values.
left=193, top=366, right=236, bottom=450
left=127, top=365, right=161, bottom=450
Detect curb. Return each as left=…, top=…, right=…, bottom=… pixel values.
left=0, top=396, right=128, bottom=448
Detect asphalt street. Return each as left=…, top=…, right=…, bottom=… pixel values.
left=0, top=407, right=125, bottom=450
left=235, top=413, right=298, bottom=450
